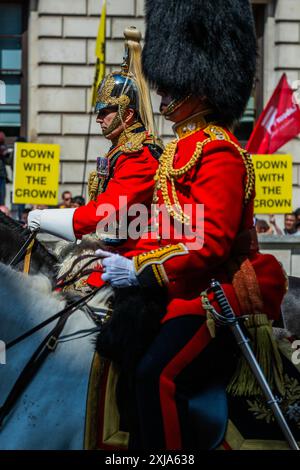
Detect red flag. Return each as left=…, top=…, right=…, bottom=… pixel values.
left=246, top=73, right=300, bottom=154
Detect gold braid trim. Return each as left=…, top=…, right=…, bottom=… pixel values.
left=88, top=123, right=161, bottom=202
left=119, top=130, right=148, bottom=153
left=153, top=138, right=210, bottom=225
left=88, top=171, right=100, bottom=201
left=115, top=122, right=143, bottom=147
left=152, top=264, right=167, bottom=287
left=154, top=125, right=255, bottom=226
left=203, top=125, right=255, bottom=205
left=232, top=144, right=255, bottom=206
left=134, top=243, right=188, bottom=274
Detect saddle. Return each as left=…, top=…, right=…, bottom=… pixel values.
left=86, top=336, right=300, bottom=451
left=86, top=328, right=236, bottom=450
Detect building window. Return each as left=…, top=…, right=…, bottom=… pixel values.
left=0, top=1, right=28, bottom=139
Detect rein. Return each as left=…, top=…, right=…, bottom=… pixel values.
left=55, top=254, right=102, bottom=289
left=7, top=238, right=104, bottom=348
left=0, top=287, right=101, bottom=427
left=9, top=229, right=38, bottom=268
left=23, top=239, right=35, bottom=274
left=6, top=288, right=100, bottom=350
left=1, top=232, right=106, bottom=426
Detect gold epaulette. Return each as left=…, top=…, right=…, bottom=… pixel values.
left=119, top=130, right=148, bottom=154
left=106, top=133, right=157, bottom=161
left=203, top=124, right=231, bottom=141
left=133, top=243, right=188, bottom=288
left=134, top=243, right=188, bottom=273
left=203, top=125, right=255, bottom=205
left=88, top=131, right=161, bottom=201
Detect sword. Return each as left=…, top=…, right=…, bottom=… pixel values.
left=208, top=279, right=299, bottom=451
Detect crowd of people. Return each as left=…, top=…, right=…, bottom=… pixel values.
left=0, top=188, right=85, bottom=226
left=255, top=210, right=300, bottom=236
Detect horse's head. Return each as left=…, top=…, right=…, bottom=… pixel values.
left=0, top=210, right=58, bottom=286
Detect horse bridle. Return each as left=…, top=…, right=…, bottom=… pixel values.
left=9, top=229, right=38, bottom=270
left=0, top=233, right=104, bottom=427
left=0, top=287, right=101, bottom=427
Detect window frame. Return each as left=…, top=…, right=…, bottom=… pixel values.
left=235, top=2, right=267, bottom=146
left=253, top=3, right=266, bottom=120
left=0, top=0, right=29, bottom=139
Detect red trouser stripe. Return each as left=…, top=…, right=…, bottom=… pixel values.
left=159, top=323, right=212, bottom=449
left=221, top=440, right=232, bottom=451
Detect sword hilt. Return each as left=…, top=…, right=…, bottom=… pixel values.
left=210, top=279, right=236, bottom=322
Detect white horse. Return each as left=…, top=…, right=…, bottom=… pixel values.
left=0, top=263, right=101, bottom=450
left=1, top=258, right=300, bottom=450
left=0, top=206, right=299, bottom=449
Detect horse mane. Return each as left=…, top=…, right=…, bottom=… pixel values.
left=0, top=210, right=58, bottom=275
left=0, top=262, right=65, bottom=338
left=0, top=209, right=25, bottom=232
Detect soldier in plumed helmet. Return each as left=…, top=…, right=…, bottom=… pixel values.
left=28, top=27, right=163, bottom=289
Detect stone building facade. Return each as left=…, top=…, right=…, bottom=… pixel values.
left=1, top=0, right=300, bottom=207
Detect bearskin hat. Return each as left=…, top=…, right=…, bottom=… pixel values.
left=142, top=0, right=257, bottom=125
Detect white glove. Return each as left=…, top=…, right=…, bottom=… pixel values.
left=27, top=209, right=43, bottom=232
left=28, top=208, right=77, bottom=242
left=95, top=249, right=139, bottom=288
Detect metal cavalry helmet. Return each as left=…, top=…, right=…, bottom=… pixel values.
left=95, top=73, right=139, bottom=115
left=95, top=26, right=156, bottom=137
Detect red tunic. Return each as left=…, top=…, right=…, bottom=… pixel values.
left=72, top=144, right=160, bottom=287
left=132, top=125, right=287, bottom=322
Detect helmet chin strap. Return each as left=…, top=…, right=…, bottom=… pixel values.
left=103, top=108, right=124, bottom=137
left=162, top=94, right=192, bottom=118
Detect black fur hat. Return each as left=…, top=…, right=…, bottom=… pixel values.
left=142, top=0, right=257, bottom=125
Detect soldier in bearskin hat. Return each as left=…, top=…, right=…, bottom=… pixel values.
left=96, top=0, right=288, bottom=449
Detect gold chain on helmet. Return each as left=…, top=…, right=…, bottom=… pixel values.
left=162, top=95, right=192, bottom=118
left=96, top=74, right=131, bottom=109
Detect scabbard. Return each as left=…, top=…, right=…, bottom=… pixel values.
left=210, top=279, right=299, bottom=451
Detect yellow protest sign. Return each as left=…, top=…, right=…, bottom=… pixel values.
left=252, top=154, right=292, bottom=214
left=13, top=142, right=60, bottom=206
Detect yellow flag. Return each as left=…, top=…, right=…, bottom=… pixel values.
left=91, top=0, right=106, bottom=107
